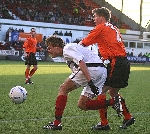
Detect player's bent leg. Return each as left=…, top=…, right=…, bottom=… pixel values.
left=29, top=67, right=37, bottom=77
left=28, top=65, right=38, bottom=83
left=78, top=95, right=91, bottom=110
left=101, top=86, right=110, bottom=94
left=120, top=117, right=135, bottom=129
left=92, top=94, right=110, bottom=130
left=98, top=94, right=109, bottom=126
left=25, top=65, right=30, bottom=84
left=109, top=89, right=135, bottom=128
left=108, top=88, right=119, bottom=97
left=109, top=88, right=123, bottom=117
left=43, top=78, right=77, bottom=130
left=78, top=94, right=110, bottom=130
left=119, top=97, right=135, bottom=129
left=58, top=78, right=77, bottom=96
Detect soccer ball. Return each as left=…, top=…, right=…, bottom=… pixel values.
left=9, top=86, right=27, bottom=104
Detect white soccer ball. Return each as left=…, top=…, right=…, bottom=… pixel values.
left=9, top=86, right=27, bottom=104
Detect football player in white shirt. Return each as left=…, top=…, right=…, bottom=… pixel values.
left=43, top=35, right=113, bottom=130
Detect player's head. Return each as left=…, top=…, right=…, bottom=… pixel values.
left=92, top=7, right=111, bottom=25
left=30, top=28, right=36, bottom=36
left=45, top=35, right=65, bottom=58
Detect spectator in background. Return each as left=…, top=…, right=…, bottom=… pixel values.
left=12, top=40, right=23, bottom=50
left=43, top=36, right=46, bottom=41
left=5, top=27, right=11, bottom=42
left=73, top=7, right=79, bottom=17
left=14, top=28, right=18, bottom=32
left=64, top=31, right=69, bottom=36
left=58, top=30, right=63, bottom=36
left=130, top=52, right=133, bottom=56
left=138, top=52, right=142, bottom=57
left=79, top=0, right=87, bottom=10
left=87, top=14, right=92, bottom=21
left=53, top=31, right=59, bottom=35
left=41, top=36, right=48, bottom=61
left=73, top=38, right=80, bottom=43
left=23, top=28, right=38, bottom=84
left=0, top=13, right=2, bottom=18
left=68, top=31, right=72, bottom=37
left=19, top=28, right=24, bottom=32
left=36, top=42, right=43, bottom=52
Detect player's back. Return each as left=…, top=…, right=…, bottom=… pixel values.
left=97, top=23, right=126, bottom=59
left=63, top=43, right=102, bottom=63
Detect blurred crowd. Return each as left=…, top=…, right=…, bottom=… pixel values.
left=0, top=0, right=128, bottom=28
left=0, top=0, right=131, bottom=52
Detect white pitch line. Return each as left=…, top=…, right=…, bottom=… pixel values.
left=0, top=112, right=150, bottom=123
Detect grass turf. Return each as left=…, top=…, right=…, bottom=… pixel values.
left=0, top=60, right=150, bottom=134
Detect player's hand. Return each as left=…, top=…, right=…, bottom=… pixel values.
left=78, top=41, right=85, bottom=46
left=24, top=52, right=29, bottom=58
left=88, top=80, right=99, bottom=95
left=78, top=41, right=82, bottom=44
left=24, top=52, right=28, bottom=57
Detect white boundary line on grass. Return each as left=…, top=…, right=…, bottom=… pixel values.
left=0, top=112, right=150, bottom=123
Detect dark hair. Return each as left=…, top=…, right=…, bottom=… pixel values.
left=31, top=28, right=36, bottom=31
left=92, top=7, right=111, bottom=22
left=45, top=35, right=65, bottom=48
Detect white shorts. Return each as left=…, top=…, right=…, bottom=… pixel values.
left=69, top=67, right=107, bottom=99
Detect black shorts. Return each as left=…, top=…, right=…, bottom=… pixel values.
left=104, top=57, right=130, bottom=88
left=25, top=53, right=37, bottom=65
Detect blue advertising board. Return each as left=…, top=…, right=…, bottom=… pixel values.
left=11, top=32, right=19, bottom=42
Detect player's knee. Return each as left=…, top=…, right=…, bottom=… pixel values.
left=34, top=66, right=38, bottom=70
left=77, top=101, right=87, bottom=111
left=58, top=84, right=70, bottom=95
left=109, top=88, right=120, bottom=97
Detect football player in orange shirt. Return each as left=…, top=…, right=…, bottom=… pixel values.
left=79, top=7, right=135, bottom=130
left=23, top=28, right=38, bottom=84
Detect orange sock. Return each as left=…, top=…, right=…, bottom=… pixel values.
left=85, top=99, right=105, bottom=110
left=25, top=69, right=30, bottom=80
left=106, top=97, right=115, bottom=106
left=98, top=94, right=108, bottom=126
left=121, top=97, right=132, bottom=120
left=54, top=95, right=67, bottom=125
left=29, top=68, right=37, bottom=77
left=54, top=119, right=61, bottom=126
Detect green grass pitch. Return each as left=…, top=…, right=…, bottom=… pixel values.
left=0, top=60, right=150, bottom=134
